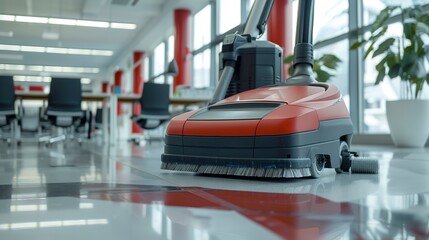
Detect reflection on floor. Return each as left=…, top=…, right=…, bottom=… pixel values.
left=0, top=141, right=428, bottom=239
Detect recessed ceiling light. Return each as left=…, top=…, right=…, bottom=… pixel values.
left=0, top=31, right=13, bottom=37
left=20, top=46, right=46, bottom=52
left=4, top=64, right=25, bottom=70
left=110, top=22, right=136, bottom=29
left=27, top=65, right=44, bottom=71
left=76, top=20, right=109, bottom=28
left=48, top=18, right=76, bottom=26
left=15, top=15, right=48, bottom=24
left=0, top=14, right=15, bottom=21
left=13, top=76, right=27, bottom=81
left=42, top=32, right=59, bottom=40
left=68, top=48, right=92, bottom=55
left=1, top=64, right=99, bottom=74
left=27, top=76, right=43, bottom=82
left=0, top=44, right=20, bottom=51
left=46, top=47, right=68, bottom=54
left=0, top=43, right=113, bottom=56
left=44, top=66, right=62, bottom=72
left=0, top=14, right=135, bottom=30
left=90, top=50, right=113, bottom=56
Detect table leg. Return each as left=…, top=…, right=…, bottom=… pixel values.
left=110, top=95, right=117, bottom=145
left=102, top=98, right=109, bottom=143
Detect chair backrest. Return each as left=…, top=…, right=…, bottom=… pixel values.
left=47, top=78, right=82, bottom=112
left=140, top=82, right=170, bottom=116
left=0, top=76, right=16, bottom=112
left=95, top=108, right=103, bottom=124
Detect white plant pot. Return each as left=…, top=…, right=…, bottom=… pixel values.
left=386, top=99, right=429, bottom=148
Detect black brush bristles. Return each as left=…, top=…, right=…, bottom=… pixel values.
left=161, top=162, right=311, bottom=178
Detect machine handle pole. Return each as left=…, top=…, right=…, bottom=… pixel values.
left=285, top=0, right=316, bottom=85
left=243, top=0, right=274, bottom=38
left=210, top=63, right=235, bottom=105
left=295, top=0, right=314, bottom=45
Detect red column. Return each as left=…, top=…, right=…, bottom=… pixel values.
left=267, top=0, right=293, bottom=78
left=102, top=82, right=109, bottom=93
left=132, top=51, right=145, bottom=133
left=114, top=70, right=123, bottom=116
left=173, top=9, right=192, bottom=93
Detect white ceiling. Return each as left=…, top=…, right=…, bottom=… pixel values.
left=0, top=0, right=209, bottom=81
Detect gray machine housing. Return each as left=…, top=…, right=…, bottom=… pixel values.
left=218, top=34, right=283, bottom=99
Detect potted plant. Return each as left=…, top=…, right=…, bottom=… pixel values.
left=284, top=54, right=342, bottom=82
left=351, top=5, right=429, bottom=147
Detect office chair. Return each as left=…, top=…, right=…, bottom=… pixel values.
left=17, top=107, right=50, bottom=144
left=0, top=76, right=19, bottom=144
left=45, top=78, right=83, bottom=145
left=131, top=82, right=171, bottom=144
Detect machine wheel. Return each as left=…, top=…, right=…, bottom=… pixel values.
left=310, top=155, right=325, bottom=178
left=335, top=141, right=350, bottom=173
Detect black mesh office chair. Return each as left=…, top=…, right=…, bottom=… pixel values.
left=0, top=76, right=18, bottom=143
left=45, top=78, right=83, bottom=144
left=131, top=82, right=171, bottom=143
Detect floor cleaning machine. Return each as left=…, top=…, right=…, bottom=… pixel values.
left=161, top=0, right=378, bottom=178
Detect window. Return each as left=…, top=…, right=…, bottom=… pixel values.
left=153, top=42, right=165, bottom=83
left=219, top=0, right=241, bottom=34
left=144, top=56, right=149, bottom=82
left=193, top=5, right=211, bottom=50
left=246, top=0, right=255, bottom=14
left=168, top=35, right=174, bottom=62
left=315, top=39, right=350, bottom=109
left=193, top=49, right=211, bottom=88
left=167, top=36, right=175, bottom=86
left=363, top=0, right=428, bottom=25
left=314, top=0, right=349, bottom=43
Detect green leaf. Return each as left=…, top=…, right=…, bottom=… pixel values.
left=375, top=70, right=386, bottom=85
left=363, top=26, right=388, bottom=59
left=388, top=63, right=401, bottom=78
left=350, top=39, right=366, bottom=50
left=417, top=12, right=429, bottom=25
left=364, top=43, right=375, bottom=59
left=313, top=61, right=321, bottom=72
left=371, top=6, right=396, bottom=33
left=385, top=52, right=398, bottom=67
left=316, top=69, right=332, bottom=83
left=375, top=57, right=386, bottom=72
left=283, top=54, right=294, bottom=64
left=319, top=54, right=341, bottom=69
left=288, top=66, right=294, bottom=76
left=403, top=21, right=417, bottom=40
left=372, top=37, right=395, bottom=58
left=416, top=22, right=429, bottom=35
left=412, top=58, right=427, bottom=78
left=402, top=48, right=418, bottom=72
left=369, top=26, right=388, bottom=41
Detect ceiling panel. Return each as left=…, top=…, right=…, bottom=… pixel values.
left=0, top=0, right=208, bottom=81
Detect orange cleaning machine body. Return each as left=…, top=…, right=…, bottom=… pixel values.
left=161, top=83, right=353, bottom=178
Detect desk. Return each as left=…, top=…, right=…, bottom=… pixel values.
left=170, top=97, right=210, bottom=105
left=15, top=92, right=210, bottom=144
left=14, top=92, right=140, bottom=102
left=15, top=92, right=140, bottom=145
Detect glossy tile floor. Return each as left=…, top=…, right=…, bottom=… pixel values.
left=0, top=140, right=428, bottom=239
